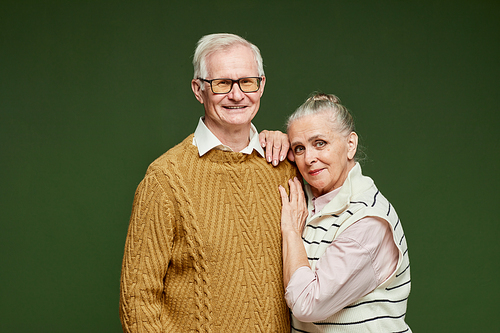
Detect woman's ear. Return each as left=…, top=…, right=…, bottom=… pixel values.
left=347, top=132, right=358, bottom=160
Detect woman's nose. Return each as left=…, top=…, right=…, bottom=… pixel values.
left=305, top=150, right=317, bottom=165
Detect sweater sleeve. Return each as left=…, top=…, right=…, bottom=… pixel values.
left=119, top=174, right=175, bottom=332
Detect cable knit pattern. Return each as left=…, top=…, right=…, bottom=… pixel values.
left=120, top=134, right=297, bottom=332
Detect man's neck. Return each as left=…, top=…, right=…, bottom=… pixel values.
left=204, top=120, right=251, bottom=152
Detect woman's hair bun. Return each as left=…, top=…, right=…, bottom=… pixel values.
left=310, top=93, right=341, bottom=104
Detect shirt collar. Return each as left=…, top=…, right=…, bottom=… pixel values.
left=193, top=117, right=265, bottom=157
left=311, top=186, right=342, bottom=215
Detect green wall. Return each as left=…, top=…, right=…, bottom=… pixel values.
left=1, top=1, right=499, bottom=331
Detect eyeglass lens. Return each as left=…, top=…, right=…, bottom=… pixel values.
left=211, top=77, right=260, bottom=93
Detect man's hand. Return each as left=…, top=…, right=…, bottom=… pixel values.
left=259, top=130, right=294, bottom=166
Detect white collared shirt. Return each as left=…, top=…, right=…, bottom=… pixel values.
left=192, top=117, right=265, bottom=157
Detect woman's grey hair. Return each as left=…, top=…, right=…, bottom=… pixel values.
left=287, top=92, right=366, bottom=162
left=192, top=33, right=265, bottom=89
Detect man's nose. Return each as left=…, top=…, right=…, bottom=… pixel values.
left=227, top=81, right=244, bottom=100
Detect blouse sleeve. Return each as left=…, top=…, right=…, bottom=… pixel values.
left=284, top=216, right=399, bottom=322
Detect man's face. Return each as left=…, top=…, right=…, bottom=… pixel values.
left=192, top=45, right=266, bottom=136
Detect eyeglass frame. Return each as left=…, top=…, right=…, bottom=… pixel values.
left=197, top=76, right=263, bottom=94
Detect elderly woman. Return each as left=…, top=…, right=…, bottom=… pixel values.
left=279, top=93, right=411, bottom=332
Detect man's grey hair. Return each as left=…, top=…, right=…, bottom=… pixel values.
left=193, top=33, right=265, bottom=90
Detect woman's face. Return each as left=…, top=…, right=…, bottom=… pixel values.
left=288, top=113, right=358, bottom=197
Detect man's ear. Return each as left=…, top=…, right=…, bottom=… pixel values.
left=258, top=76, right=266, bottom=97
left=347, top=132, right=358, bottom=160
left=191, top=79, right=204, bottom=104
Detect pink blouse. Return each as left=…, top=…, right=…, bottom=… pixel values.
left=284, top=190, right=400, bottom=322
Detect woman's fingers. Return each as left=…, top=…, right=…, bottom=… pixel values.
left=288, top=177, right=302, bottom=203
left=280, top=178, right=308, bottom=233
left=278, top=185, right=288, bottom=205
left=288, top=177, right=307, bottom=231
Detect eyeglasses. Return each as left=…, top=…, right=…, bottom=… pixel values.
left=198, top=77, right=262, bottom=94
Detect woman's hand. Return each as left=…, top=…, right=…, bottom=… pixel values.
left=279, top=177, right=310, bottom=286
left=279, top=177, right=308, bottom=236
left=259, top=130, right=294, bottom=166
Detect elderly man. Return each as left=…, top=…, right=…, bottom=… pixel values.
left=119, top=33, right=297, bottom=332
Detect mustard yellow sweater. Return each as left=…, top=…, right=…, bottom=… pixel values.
left=120, top=134, right=298, bottom=332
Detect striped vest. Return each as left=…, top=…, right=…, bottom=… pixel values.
left=292, top=163, right=411, bottom=333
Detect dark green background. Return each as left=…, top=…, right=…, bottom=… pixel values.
left=1, top=1, right=498, bottom=332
